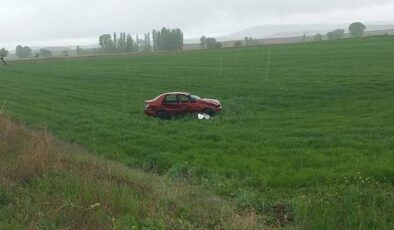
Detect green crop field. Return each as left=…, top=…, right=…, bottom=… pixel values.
left=1, top=36, right=394, bottom=228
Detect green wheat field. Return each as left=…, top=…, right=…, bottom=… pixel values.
left=1, top=36, right=393, bottom=229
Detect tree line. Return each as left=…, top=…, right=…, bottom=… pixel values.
left=314, top=22, right=368, bottom=41
left=99, top=32, right=135, bottom=53
left=0, top=21, right=383, bottom=63
left=16, top=45, right=32, bottom=58
left=98, top=27, right=183, bottom=54
left=152, top=28, right=183, bottom=51
left=0, top=26, right=184, bottom=61
left=199, top=36, right=222, bottom=49
left=9, top=45, right=53, bottom=59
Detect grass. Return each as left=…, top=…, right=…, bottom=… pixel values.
left=1, top=36, right=394, bottom=228
left=0, top=116, right=263, bottom=229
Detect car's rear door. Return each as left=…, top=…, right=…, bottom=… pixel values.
left=162, top=94, right=183, bottom=114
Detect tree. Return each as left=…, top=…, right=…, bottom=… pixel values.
left=200, top=36, right=207, bottom=49
left=327, top=29, right=345, bottom=40
left=143, top=33, right=151, bottom=51
left=0, top=48, right=9, bottom=65
left=153, top=27, right=183, bottom=51
left=115, top=32, right=127, bottom=53
left=200, top=37, right=223, bottom=49
left=244, top=37, right=255, bottom=46
left=16, top=45, right=23, bottom=58
left=24, top=46, right=32, bottom=58
left=136, top=34, right=140, bottom=51
left=15, top=45, right=32, bottom=58
left=206, top=38, right=220, bottom=49
left=39, top=49, right=52, bottom=58
left=152, top=30, right=157, bottom=50
left=215, top=42, right=223, bottom=49
left=99, top=34, right=115, bottom=53
left=113, top=32, right=117, bottom=51
left=76, top=46, right=82, bottom=55
left=126, top=34, right=134, bottom=52
left=314, top=33, right=323, bottom=41
left=349, top=22, right=366, bottom=38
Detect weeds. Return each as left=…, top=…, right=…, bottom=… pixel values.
left=0, top=116, right=264, bottom=229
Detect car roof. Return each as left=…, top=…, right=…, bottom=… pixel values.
left=162, top=92, right=190, bottom=96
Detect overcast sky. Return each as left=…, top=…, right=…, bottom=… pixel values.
left=1, top=0, right=394, bottom=49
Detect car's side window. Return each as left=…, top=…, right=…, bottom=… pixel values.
left=164, top=94, right=179, bottom=104
left=178, top=95, right=190, bottom=103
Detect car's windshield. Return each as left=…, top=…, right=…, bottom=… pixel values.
left=190, top=95, right=201, bottom=100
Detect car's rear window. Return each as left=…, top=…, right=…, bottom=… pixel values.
left=164, top=94, right=178, bottom=103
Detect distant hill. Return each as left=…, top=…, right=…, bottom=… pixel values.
left=217, top=22, right=394, bottom=41
left=9, top=44, right=99, bottom=55
left=35, top=46, right=73, bottom=52
left=31, top=44, right=99, bottom=52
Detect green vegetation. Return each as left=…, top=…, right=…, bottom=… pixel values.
left=0, top=116, right=260, bottom=229
left=313, top=33, right=323, bottom=42
left=152, top=28, right=183, bottom=51
left=0, top=48, right=8, bottom=65
left=1, top=36, right=393, bottom=228
left=39, top=49, right=53, bottom=58
left=99, top=33, right=135, bottom=54
left=15, top=45, right=32, bottom=59
left=349, top=22, right=367, bottom=38
left=98, top=28, right=183, bottom=54
left=200, top=36, right=223, bottom=49
left=327, top=29, right=345, bottom=40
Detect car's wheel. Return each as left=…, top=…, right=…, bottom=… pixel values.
left=156, top=111, right=169, bottom=120
left=203, top=108, right=215, bottom=117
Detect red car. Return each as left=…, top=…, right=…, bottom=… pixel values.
left=144, top=92, right=222, bottom=119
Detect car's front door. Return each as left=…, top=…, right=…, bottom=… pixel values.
left=162, top=94, right=183, bottom=114
left=178, top=94, right=199, bottom=113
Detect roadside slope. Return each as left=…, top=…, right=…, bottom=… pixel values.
left=0, top=116, right=263, bottom=229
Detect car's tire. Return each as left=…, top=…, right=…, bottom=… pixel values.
left=156, top=111, right=169, bottom=120
left=203, top=108, right=215, bottom=117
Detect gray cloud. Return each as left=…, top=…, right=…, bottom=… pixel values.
left=0, top=0, right=393, bottom=48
